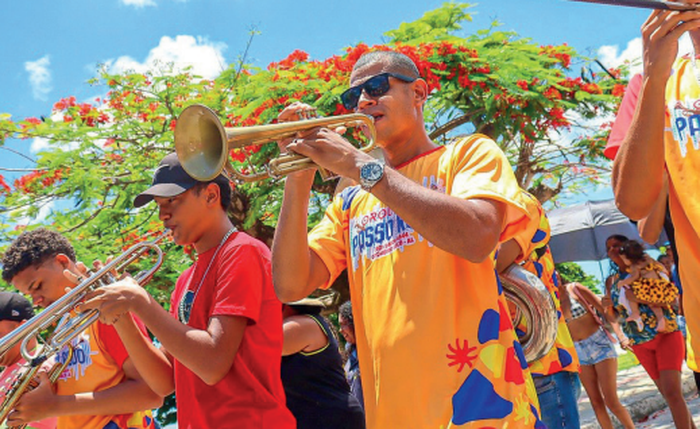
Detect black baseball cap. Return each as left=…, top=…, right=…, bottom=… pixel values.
left=0, top=292, right=34, bottom=322
left=134, top=152, right=229, bottom=208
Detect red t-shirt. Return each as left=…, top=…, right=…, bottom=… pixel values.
left=605, top=73, right=643, bottom=160
left=169, top=232, right=295, bottom=429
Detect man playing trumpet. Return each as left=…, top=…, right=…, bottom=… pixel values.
left=0, top=228, right=162, bottom=429
left=272, top=50, right=542, bottom=428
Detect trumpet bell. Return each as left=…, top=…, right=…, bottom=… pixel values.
left=174, top=104, right=376, bottom=183
left=500, top=264, right=558, bottom=363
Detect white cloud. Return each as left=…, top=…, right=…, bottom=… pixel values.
left=121, top=0, right=157, bottom=7
left=597, top=33, right=695, bottom=77
left=598, top=37, right=643, bottom=76
left=30, top=136, right=80, bottom=154
left=30, top=137, right=50, bottom=153
left=105, top=35, right=227, bottom=80
left=14, top=200, right=55, bottom=225
left=24, top=56, right=53, bottom=101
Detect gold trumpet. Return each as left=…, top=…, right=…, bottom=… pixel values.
left=0, top=231, right=168, bottom=375
left=174, top=104, right=376, bottom=183
left=0, top=346, right=73, bottom=429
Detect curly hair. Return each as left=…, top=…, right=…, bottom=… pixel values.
left=339, top=300, right=354, bottom=329
left=1, top=228, right=76, bottom=283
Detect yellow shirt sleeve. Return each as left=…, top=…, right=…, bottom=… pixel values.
left=444, top=135, right=531, bottom=244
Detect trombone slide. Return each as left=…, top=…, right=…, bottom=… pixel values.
left=569, top=0, right=698, bottom=10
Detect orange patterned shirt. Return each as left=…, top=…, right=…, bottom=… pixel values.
left=511, top=192, right=580, bottom=377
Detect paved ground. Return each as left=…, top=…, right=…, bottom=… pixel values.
left=579, top=360, right=699, bottom=428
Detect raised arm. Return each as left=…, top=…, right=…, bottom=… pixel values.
left=272, top=171, right=333, bottom=303
left=613, top=10, right=700, bottom=219
left=637, top=172, right=669, bottom=244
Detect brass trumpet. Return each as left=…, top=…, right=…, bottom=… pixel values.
left=0, top=346, right=73, bottom=429
left=174, top=104, right=376, bottom=183
left=500, top=264, right=558, bottom=363
left=0, top=231, right=168, bottom=370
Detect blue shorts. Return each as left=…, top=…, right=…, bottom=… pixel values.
left=574, top=327, right=617, bottom=366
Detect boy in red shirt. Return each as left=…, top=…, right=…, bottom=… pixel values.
left=79, top=153, right=295, bottom=429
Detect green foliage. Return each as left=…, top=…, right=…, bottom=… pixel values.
left=556, top=261, right=601, bottom=294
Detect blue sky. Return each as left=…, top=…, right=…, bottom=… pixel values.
left=0, top=0, right=670, bottom=280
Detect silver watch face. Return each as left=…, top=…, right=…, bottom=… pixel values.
left=361, top=162, right=383, bottom=182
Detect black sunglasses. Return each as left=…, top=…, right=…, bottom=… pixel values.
left=340, top=72, right=417, bottom=110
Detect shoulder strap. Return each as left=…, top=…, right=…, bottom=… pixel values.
left=570, top=285, right=618, bottom=344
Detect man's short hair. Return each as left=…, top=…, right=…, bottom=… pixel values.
left=1, top=228, right=76, bottom=283
left=353, top=51, right=420, bottom=80
left=192, top=181, right=232, bottom=211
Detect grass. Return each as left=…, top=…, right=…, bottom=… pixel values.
left=618, top=350, right=640, bottom=371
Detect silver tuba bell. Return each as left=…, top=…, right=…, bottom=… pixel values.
left=500, top=264, right=558, bottom=363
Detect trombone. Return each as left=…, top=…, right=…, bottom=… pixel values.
left=174, top=104, right=376, bottom=183
left=0, top=231, right=168, bottom=368
left=569, top=0, right=699, bottom=10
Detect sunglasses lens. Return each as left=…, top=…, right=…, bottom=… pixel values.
left=340, top=74, right=392, bottom=110
left=341, top=87, right=361, bottom=110
left=364, top=74, right=391, bottom=97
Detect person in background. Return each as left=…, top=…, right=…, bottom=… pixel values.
left=658, top=253, right=674, bottom=274
left=0, top=292, right=57, bottom=429
left=618, top=239, right=678, bottom=333
left=281, top=295, right=365, bottom=429
left=560, top=279, right=633, bottom=429
left=605, top=234, right=695, bottom=429
left=338, top=300, right=363, bottom=410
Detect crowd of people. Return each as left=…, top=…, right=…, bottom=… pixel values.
left=0, top=5, right=700, bottom=429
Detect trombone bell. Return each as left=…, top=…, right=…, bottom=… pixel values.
left=174, top=104, right=377, bottom=183
left=174, top=105, right=228, bottom=183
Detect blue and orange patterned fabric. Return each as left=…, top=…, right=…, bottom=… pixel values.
left=512, top=192, right=580, bottom=377
left=309, top=135, right=544, bottom=428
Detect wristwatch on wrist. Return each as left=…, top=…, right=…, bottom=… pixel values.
left=359, top=159, right=385, bottom=192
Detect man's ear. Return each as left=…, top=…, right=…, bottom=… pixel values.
left=55, top=253, right=73, bottom=269
left=205, top=183, right=221, bottom=206
left=412, top=78, right=429, bottom=107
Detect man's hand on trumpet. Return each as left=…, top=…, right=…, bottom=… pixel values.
left=7, top=371, right=56, bottom=426
left=276, top=102, right=373, bottom=184
left=66, top=259, right=145, bottom=325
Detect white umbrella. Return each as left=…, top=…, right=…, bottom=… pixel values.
left=547, top=199, right=667, bottom=264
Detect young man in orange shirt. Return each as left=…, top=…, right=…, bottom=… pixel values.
left=1, top=229, right=162, bottom=429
